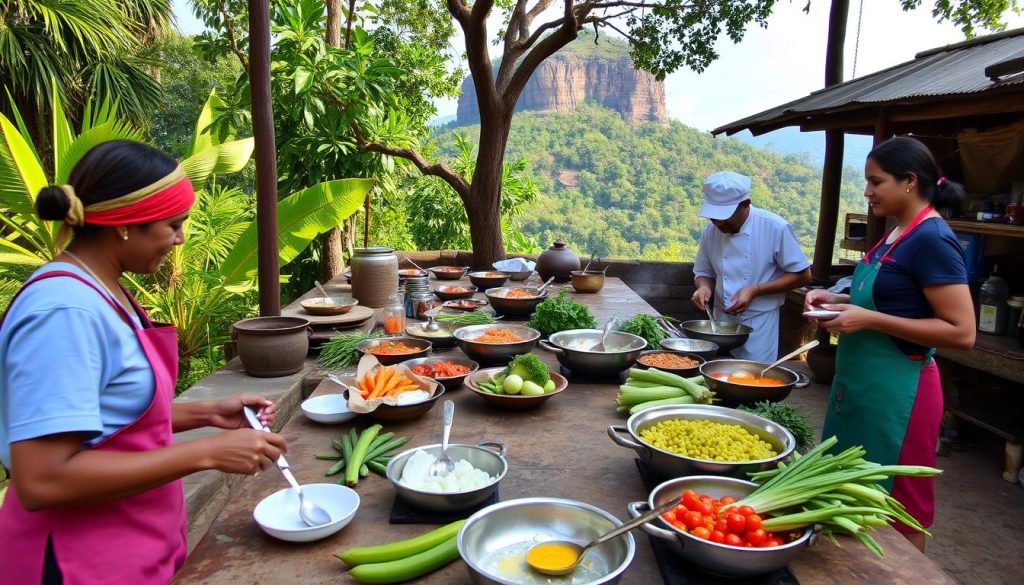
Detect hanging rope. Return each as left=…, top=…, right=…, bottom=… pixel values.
left=852, top=0, right=866, bottom=78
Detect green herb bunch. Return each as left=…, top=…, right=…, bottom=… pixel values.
left=318, top=330, right=383, bottom=369
left=615, top=314, right=667, bottom=348
left=527, top=290, right=597, bottom=335
left=738, top=401, right=816, bottom=452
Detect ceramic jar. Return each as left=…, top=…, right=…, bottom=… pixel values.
left=536, top=240, right=580, bottom=283
left=350, top=247, right=399, bottom=308
left=233, top=316, right=310, bottom=377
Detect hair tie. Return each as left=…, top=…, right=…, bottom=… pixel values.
left=937, top=176, right=947, bottom=187
left=58, top=185, right=85, bottom=227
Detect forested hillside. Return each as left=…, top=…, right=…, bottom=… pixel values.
left=435, top=104, right=866, bottom=262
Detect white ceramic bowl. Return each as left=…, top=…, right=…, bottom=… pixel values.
left=301, top=394, right=357, bottom=424
left=253, top=483, right=359, bottom=542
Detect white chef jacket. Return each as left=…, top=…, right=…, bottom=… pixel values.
left=693, top=206, right=809, bottom=362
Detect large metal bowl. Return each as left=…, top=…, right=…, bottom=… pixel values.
left=386, top=441, right=507, bottom=512
left=483, top=286, right=548, bottom=316
left=400, top=356, right=479, bottom=391
left=539, top=329, right=647, bottom=377
left=608, top=404, right=795, bottom=478
left=627, top=475, right=812, bottom=577
left=468, top=271, right=511, bottom=289
left=453, top=324, right=540, bottom=365
left=434, top=284, right=478, bottom=301
left=660, top=337, right=720, bottom=360
left=700, top=359, right=810, bottom=406
left=680, top=320, right=753, bottom=353
left=429, top=266, right=469, bottom=280
left=458, top=497, right=635, bottom=585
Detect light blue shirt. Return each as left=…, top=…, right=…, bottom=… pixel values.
left=693, top=206, right=810, bottom=316
left=0, top=263, right=154, bottom=467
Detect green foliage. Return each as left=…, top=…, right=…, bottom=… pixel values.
left=436, top=103, right=865, bottom=262
left=903, top=0, right=1021, bottom=36
left=739, top=401, right=816, bottom=452
left=527, top=290, right=598, bottom=336
left=615, top=314, right=667, bottom=349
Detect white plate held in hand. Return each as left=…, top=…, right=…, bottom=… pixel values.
left=804, top=309, right=842, bottom=319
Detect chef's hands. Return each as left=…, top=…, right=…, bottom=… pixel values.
left=691, top=285, right=712, bottom=311
left=815, top=304, right=876, bottom=334
left=201, top=429, right=288, bottom=475
left=207, top=394, right=277, bottom=430
left=724, top=285, right=759, bottom=315
left=804, top=289, right=843, bottom=312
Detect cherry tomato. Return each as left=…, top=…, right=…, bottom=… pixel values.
left=737, top=505, right=756, bottom=517
left=765, top=537, right=785, bottom=548
left=724, top=533, right=744, bottom=547
left=662, top=510, right=677, bottom=523
left=674, top=504, right=689, bottom=516
left=726, top=513, right=747, bottom=534
left=682, top=490, right=701, bottom=510
left=683, top=511, right=703, bottom=530
left=696, top=501, right=714, bottom=516
left=691, top=527, right=711, bottom=540
left=746, top=529, right=768, bottom=546
left=672, top=520, right=687, bottom=531
left=700, top=495, right=714, bottom=506
left=745, top=514, right=762, bottom=531
left=714, top=518, right=729, bottom=533
left=710, top=530, right=726, bottom=544
left=720, top=496, right=737, bottom=505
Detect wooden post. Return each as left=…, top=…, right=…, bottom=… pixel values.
left=866, top=112, right=892, bottom=247
left=248, top=0, right=281, bottom=316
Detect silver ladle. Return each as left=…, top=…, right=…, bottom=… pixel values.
left=427, top=400, right=455, bottom=477
left=314, top=280, right=331, bottom=302
left=758, top=340, right=820, bottom=378
left=527, top=496, right=680, bottom=576
left=243, top=407, right=332, bottom=527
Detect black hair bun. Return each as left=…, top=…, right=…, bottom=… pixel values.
left=36, top=186, right=72, bottom=221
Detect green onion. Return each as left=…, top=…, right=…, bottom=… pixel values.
left=435, top=310, right=496, bottom=326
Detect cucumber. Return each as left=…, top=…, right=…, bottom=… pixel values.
left=337, top=520, right=464, bottom=566
left=346, top=424, right=382, bottom=487
left=348, top=536, right=460, bottom=584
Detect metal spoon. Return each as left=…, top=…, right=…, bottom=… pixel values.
left=404, top=257, right=426, bottom=273
left=527, top=496, right=680, bottom=576
left=243, top=407, right=332, bottom=527
left=705, top=303, right=719, bottom=334
left=535, top=276, right=555, bottom=294
left=582, top=250, right=598, bottom=273
left=590, top=317, right=617, bottom=352
left=314, top=280, right=331, bottom=301
left=428, top=400, right=455, bottom=477
left=759, top=339, right=820, bottom=378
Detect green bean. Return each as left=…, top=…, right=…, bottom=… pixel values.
left=326, top=459, right=347, bottom=476
left=363, top=435, right=411, bottom=462
left=316, top=453, right=343, bottom=460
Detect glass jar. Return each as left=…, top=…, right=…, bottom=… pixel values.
left=382, top=293, right=406, bottom=335
left=410, top=292, right=439, bottom=320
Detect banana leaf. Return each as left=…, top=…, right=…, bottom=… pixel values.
left=181, top=137, right=255, bottom=187
left=219, top=178, right=374, bottom=291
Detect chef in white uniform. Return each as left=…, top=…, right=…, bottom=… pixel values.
left=692, top=172, right=811, bottom=363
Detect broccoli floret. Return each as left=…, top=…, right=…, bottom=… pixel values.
left=505, top=354, right=550, bottom=385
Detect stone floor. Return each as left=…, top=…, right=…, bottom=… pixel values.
left=787, top=364, right=1024, bottom=585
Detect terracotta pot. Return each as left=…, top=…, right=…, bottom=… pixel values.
left=536, top=240, right=580, bottom=283
left=233, top=316, right=311, bottom=377
left=350, top=247, right=399, bottom=308
left=806, top=343, right=836, bottom=385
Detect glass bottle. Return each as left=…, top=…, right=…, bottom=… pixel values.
left=382, top=292, right=406, bottom=335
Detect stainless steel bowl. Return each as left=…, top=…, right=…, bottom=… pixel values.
left=539, top=329, right=647, bottom=377
left=386, top=441, right=507, bottom=512
left=680, top=320, right=753, bottom=352
left=434, top=284, right=478, bottom=301
left=660, top=337, right=720, bottom=360
left=483, top=286, right=548, bottom=316
left=468, top=271, right=511, bottom=289
left=430, top=266, right=469, bottom=280
left=400, top=356, right=479, bottom=391
left=635, top=350, right=705, bottom=378
left=700, top=359, right=810, bottom=406
left=608, top=404, right=795, bottom=478
left=458, top=497, right=635, bottom=585
left=453, top=324, right=541, bottom=365
left=506, top=270, right=534, bottom=281
left=627, top=475, right=812, bottom=577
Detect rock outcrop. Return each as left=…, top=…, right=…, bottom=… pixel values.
left=456, top=50, right=667, bottom=126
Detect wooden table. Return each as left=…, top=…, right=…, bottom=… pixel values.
left=173, top=278, right=954, bottom=585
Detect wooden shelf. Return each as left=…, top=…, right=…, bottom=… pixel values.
left=839, top=238, right=868, bottom=252
left=946, top=219, right=1024, bottom=239
left=936, top=334, right=1024, bottom=385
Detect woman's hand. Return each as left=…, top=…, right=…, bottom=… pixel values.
left=199, top=429, right=288, bottom=475
left=207, top=395, right=277, bottom=430
left=817, top=304, right=877, bottom=334
left=804, top=289, right=842, bottom=312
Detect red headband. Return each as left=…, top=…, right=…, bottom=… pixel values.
left=84, top=175, right=195, bottom=225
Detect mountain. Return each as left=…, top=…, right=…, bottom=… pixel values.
left=435, top=103, right=865, bottom=262
left=455, top=32, right=667, bottom=126
left=734, top=127, right=874, bottom=169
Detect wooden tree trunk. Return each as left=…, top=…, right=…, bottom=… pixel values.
left=464, top=112, right=513, bottom=269
left=321, top=0, right=346, bottom=281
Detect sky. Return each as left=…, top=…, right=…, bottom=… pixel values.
left=170, top=1, right=1024, bottom=131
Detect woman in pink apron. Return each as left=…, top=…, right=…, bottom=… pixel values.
left=0, top=140, right=289, bottom=584
left=806, top=136, right=976, bottom=552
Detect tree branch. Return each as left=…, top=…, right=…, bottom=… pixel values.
left=470, top=0, right=495, bottom=25
left=351, top=125, right=470, bottom=198
left=503, top=1, right=583, bottom=100
left=218, top=0, right=248, bottom=73
left=446, top=0, right=470, bottom=25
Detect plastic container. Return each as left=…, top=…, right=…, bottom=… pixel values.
left=1007, top=295, right=1024, bottom=337
left=978, top=268, right=1009, bottom=335
left=953, top=232, right=987, bottom=286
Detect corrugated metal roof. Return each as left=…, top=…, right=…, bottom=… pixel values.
left=713, top=28, right=1024, bottom=136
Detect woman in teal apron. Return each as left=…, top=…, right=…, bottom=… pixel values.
left=806, top=137, right=976, bottom=552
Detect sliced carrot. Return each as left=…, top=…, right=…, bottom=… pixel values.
left=357, top=379, right=368, bottom=394
left=377, top=368, right=394, bottom=393
left=364, top=371, right=376, bottom=393
left=375, top=367, right=389, bottom=390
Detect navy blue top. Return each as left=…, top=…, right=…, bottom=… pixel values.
left=867, top=218, right=968, bottom=356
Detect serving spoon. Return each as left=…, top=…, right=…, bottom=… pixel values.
left=427, top=400, right=456, bottom=477
left=705, top=303, right=719, bottom=334
left=535, top=276, right=555, bottom=294
left=590, top=317, right=617, bottom=352
left=243, top=407, right=332, bottom=527
left=758, top=339, right=820, bottom=378
left=314, top=280, right=331, bottom=301
left=527, top=496, right=679, bottom=576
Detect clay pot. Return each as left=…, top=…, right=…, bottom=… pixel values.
left=536, top=240, right=580, bottom=283
left=233, top=316, right=310, bottom=377
left=350, top=247, right=399, bottom=308
left=806, top=343, right=837, bottom=385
